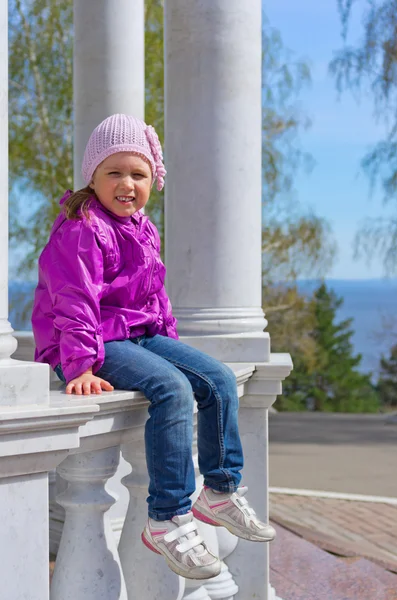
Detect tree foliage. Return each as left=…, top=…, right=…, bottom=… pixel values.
left=262, top=15, right=336, bottom=284
left=331, top=0, right=397, bottom=273
left=9, top=0, right=73, bottom=275
left=277, top=284, right=380, bottom=412
left=377, top=344, right=397, bottom=406
left=8, top=0, right=165, bottom=275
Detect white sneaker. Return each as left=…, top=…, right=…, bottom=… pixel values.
left=192, top=486, right=276, bottom=542
left=141, top=511, right=222, bottom=580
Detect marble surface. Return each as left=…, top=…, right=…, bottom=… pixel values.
left=0, top=359, right=50, bottom=406
left=1, top=473, right=50, bottom=600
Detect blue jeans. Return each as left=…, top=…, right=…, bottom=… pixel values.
left=55, top=334, right=243, bottom=520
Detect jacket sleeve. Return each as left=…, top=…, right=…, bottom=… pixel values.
left=42, top=218, right=105, bottom=383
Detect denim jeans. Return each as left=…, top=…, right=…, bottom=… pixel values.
left=55, top=334, right=244, bottom=520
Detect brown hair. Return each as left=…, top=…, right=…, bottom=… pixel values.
left=63, top=186, right=95, bottom=220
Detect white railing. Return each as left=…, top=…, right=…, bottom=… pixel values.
left=7, top=331, right=292, bottom=600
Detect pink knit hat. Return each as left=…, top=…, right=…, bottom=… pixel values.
left=82, top=114, right=166, bottom=191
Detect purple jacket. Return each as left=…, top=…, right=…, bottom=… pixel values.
left=32, top=190, right=178, bottom=383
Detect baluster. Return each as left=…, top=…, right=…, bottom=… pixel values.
left=119, top=438, right=185, bottom=600
left=225, top=398, right=271, bottom=599
left=204, top=526, right=239, bottom=600
left=190, top=434, right=239, bottom=600
left=183, top=586, right=212, bottom=600
left=204, top=562, right=238, bottom=600
left=49, top=471, right=67, bottom=555
left=182, top=517, right=219, bottom=600
left=51, top=446, right=127, bottom=600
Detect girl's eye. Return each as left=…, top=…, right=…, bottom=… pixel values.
left=108, top=171, right=120, bottom=176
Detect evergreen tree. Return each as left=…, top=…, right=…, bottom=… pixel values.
left=279, top=284, right=380, bottom=413
left=377, top=344, right=397, bottom=406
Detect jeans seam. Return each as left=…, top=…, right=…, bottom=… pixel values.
left=151, top=395, right=159, bottom=506
left=154, top=356, right=233, bottom=487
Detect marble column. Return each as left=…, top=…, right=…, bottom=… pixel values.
left=0, top=0, right=49, bottom=404
left=164, top=0, right=268, bottom=363
left=73, top=0, right=145, bottom=189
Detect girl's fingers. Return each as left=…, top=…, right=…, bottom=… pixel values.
left=65, top=378, right=113, bottom=395
left=93, top=383, right=102, bottom=394
left=100, top=379, right=114, bottom=391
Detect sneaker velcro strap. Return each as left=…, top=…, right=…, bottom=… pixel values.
left=176, top=535, right=204, bottom=553
left=164, top=520, right=197, bottom=543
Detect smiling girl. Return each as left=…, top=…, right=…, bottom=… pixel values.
left=32, top=114, right=275, bottom=580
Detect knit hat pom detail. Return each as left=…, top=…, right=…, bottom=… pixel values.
left=145, top=125, right=166, bottom=191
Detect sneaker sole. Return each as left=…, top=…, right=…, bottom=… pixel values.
left=141, top=530, right=222, bottom=580
left=192, top=506, right=275, bottom=543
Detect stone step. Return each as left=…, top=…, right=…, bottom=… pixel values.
left=348, top=558, right=397, bottom=594
left=270, top=522, right=397, bottom=599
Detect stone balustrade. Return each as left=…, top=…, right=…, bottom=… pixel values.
left=7, top=331, right=292, bottom=600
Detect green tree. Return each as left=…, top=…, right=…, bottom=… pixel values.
left=278, top=284, right=380, bottom=412
left=377, top=344, right=397, bottom=406
left=331, top=0, right=397, bottom=273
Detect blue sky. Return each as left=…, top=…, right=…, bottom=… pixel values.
left=265, top=0, right=395, bottom=279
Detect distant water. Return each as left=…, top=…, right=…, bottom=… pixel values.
left=8, top=278, right=397, bottom=378
left=9, top=280, right=36, bottom=331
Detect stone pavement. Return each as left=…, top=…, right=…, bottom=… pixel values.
left=270, top=520, right=397, bottom=600
left=270, top=493, right=397, bottom=573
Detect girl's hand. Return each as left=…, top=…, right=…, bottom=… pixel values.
left=66, top=372, right=114, bottom=395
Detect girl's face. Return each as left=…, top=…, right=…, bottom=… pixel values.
left=89, top=152, right=152, bottom=218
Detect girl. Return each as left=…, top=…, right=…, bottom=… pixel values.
left=32, top=114, right=275, bottom=580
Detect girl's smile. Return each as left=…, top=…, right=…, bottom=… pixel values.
left=89, top=152, right=153, bottom=218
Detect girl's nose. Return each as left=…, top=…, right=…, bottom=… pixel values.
left=120, top=176, right=134, bottom=191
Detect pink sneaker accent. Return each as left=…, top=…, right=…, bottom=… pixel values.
left=141, top=531, right=161, bottom=554
left=192, top=506, right=220, bottom=527
left=192, top=486, right=276, bottom=542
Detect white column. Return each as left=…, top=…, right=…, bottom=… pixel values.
left=51, top=447, right=127, bottom=600
left=0, top=0, right=49, bottom=404
left=164, top=0, right=269, bottom=363
left=0, top=0, right=12, bottom=364
left=73, top=0, right=145, bottom=189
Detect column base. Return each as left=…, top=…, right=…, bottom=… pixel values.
left=179, top=331, right=270, bottom=363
